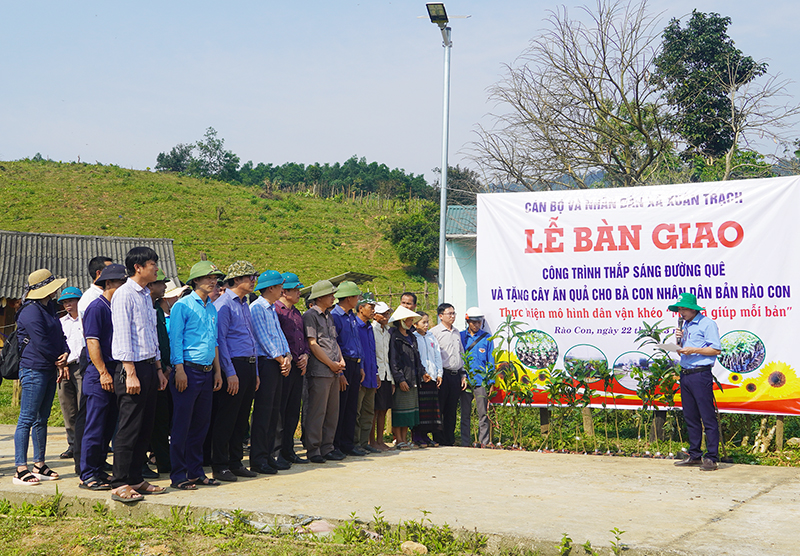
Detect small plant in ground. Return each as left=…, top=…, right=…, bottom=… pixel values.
left=557, top=532, right=572, bottom=555
left=581, top=539, right=598, bottom=555
left=609, top=527, right=626, bottom=555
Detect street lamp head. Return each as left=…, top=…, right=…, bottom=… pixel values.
left=426, top=2, right=448, bottom=29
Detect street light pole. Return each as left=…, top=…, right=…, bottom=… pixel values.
left=427, top=3, right=452, bottom=307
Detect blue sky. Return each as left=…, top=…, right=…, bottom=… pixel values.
left=2, top=1, right=798, bottom=183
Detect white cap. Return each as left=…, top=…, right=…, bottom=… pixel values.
left=374, top=301, right=391, bottom=314
left=164, top=280, right=190, bottom=299
left=465, top=306, right=485, bottom=319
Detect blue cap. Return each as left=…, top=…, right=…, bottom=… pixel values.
left=256, top=270, right=285, bottom=291
left=281, top=272, right=304, bottom=290
left=58, top=287, right=83, bottom=302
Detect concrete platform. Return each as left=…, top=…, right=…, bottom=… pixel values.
left=1, top=424, right=799, bottom=555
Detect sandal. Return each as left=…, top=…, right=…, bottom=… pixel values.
left=32, top=463, right=59, bottom=481
left=170, top=481, right=197, bottom=491
left=13, top=468, right=40, bottom=486
left=111, top=485, right=144, bottom=504
left=427, top=440, right=440, bottom=447
left=133, top=481, right=167, bottom=495
left=190, top=476, right=220, bottom=486
left=79, top=477, right=112, bottom=491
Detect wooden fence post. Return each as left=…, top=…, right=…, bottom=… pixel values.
left=776, top=415, right=785, bottom=451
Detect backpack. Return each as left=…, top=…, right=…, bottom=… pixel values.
left=0, top=327, right=26, bottom=381
left=1, top=304, right=30, bottom=381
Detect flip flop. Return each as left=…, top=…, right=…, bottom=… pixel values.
left=134, top=481, right=168, bottom=495
left=111, top=485, right=144, bottom=504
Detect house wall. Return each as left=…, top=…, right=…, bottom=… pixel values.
left=444, top=238, right=477, bottom=315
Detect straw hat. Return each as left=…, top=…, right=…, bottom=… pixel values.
left=25, top=269, right=67, bottom=300
left=164, top=280, right=190, bottom=298
left=388, top=306, right=422, bottom=324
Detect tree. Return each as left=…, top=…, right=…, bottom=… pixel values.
left=653, top=11, right=800, bottom=181
left=384, top=202, right=439, bottom=271
left=189, top=127, right=240, bottom=181
left=471, top=0, right=676, bottom=189
left=432, top=165, right=488, bottom=205
left=155, top=143, right=193, bottom=173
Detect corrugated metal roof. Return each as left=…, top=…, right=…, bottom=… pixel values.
left=446, top=205, right=476, bottom=237
left=0, top=230, right=178, bottom=299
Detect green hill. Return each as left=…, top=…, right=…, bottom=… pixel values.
left=0, top=159, right=438, bottom=307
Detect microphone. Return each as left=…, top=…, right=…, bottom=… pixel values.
left=677, top=316, right=684, bottom=347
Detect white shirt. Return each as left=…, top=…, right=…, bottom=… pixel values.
left=414, top=330, right=443, bottom=381
left=60, top=313, right=85, bottom=364
left=78, top=284, right=103, bottom=321
left=431, top=322, right=464, bottom=371
left=372, top=320, right=393, bottom=384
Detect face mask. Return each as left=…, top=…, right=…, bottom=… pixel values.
left=400, top=320, right=411, bottom=330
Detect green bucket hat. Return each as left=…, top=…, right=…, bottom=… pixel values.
left=668, top=292, right=704, bottom=313
left=226, top=260, right=257, bottom=281
left=334, top=280, right=361, bottom=299
left=308, top=280, right=337, bottom=300
left=154, top=269, right=167, bottom=282
left=187, top=261, right=225, bottom=283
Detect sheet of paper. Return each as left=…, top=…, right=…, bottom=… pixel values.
left=655, top=343, right=680, bottom=352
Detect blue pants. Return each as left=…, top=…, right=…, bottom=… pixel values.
left=80, top=384, right=118, bottom=483
left=680, top=370, right=719, bottom=462
left=169, top=366, right=213, bottom=484
left=15, top=367, right=57, bottom=467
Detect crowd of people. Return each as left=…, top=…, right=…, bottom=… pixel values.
left=11, top=247, right=497, bottom=502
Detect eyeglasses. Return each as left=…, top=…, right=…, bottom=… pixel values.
left=442, top=311, right=456, bottom=316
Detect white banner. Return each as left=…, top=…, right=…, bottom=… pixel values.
left=477, top=176, right=800, bottom=414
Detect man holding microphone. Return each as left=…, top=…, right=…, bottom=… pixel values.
left=669, top=293, right=721, bottom=471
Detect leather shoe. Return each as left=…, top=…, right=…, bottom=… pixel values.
left=230, top=466, right=257, bottom=478
left=271, top=456, right=292, bottom=470
left=308, top=455, right=326, bottom=464
left=323, top=450, right=345, bottom=461
left=363, top=445, right=381, bottom=454
left=700, top=457, right=718, bottom=471
left=252, top=464, right=277, bottom=475
left=213, top=469, right=238, bottom=482
left=674, top=456, right=702, bottom=467
left=285, top=453, right=309, bottom=464
left=346, top=447, right=368, bottom=457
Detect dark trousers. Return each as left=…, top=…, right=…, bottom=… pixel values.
left=211, top=358, right=256, bottom=471
left=277, top=362, right=304, bottom=458
left=111, top=360, right=158, bottom=488
left=73, top=391, right=87, bottom=475
left=80, top=386, right=118, bottom=483
left=169, top=366, right=213, bottom=484
left=57, top=362, right=82, bottom=450
left=334, top=358, right=361, bottom=453
left=150, top=387, right=172, bottom=472
left=250, top=357, right=283, bottom=468
left=435, top=372, right=462, bottom=446
left=680, top=370, right=719, bottom=462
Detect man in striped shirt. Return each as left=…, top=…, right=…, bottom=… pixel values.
left=109, top=247, right=168, bottom=502
left=250, top=270, right=292, bottom=474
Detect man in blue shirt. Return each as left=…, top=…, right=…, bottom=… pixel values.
left=211, top=260, right=260, bottom=482
left=670, top=293, right=722, bottom=471
left=331, top=281, right=367, bottom=457
left=168, top=261, right=224, bottom=489
left=81, top=264, right=127, bottom=490
left=460, top=307, right=495, bottom=448
left=355, top=294, right=379, bottom=453
left=250, top=270, right=292, bottom=475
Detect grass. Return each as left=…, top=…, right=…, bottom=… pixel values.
left=0, top=496, right=489, bottom=556
left=0, top=159, right=437, bottom=302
